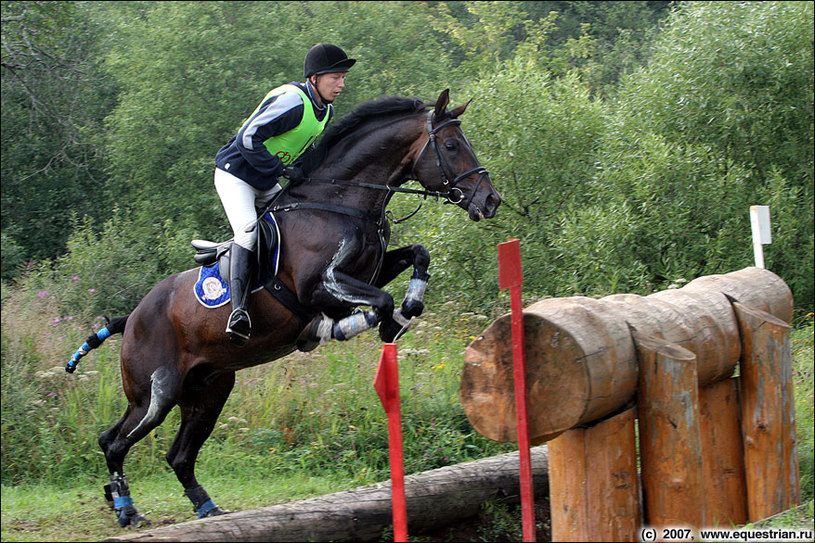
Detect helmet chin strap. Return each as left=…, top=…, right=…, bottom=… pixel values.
left=309, top=77, right=333, bottom=105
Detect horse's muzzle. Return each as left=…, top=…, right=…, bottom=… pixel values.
left=468, top=188, right=501, bottom=221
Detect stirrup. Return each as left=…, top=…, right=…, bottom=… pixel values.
left=226, top=309, right=251, bottom=345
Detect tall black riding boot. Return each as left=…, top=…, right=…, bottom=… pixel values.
left=226, top=243, right=254, bottom=346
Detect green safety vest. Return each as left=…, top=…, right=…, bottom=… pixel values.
left=244, top=84, right=331, bottom=166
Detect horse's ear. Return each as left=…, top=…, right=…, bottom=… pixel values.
left=434, top=89, right=450, bottom=118
left=448, top=98, right=472, bottom=119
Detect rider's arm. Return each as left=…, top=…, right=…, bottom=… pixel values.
left=234, top=92, right=305, bottom=178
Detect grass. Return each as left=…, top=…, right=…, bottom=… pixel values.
left=1, top=472, right=359, bottom=542
left=1, top=281, right=812, bottom=542
left=749, top=500, right=815, bottom=531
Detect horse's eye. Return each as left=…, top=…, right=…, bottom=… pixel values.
left=444, top=140, right=457, bottom=151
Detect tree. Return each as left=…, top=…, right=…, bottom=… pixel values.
left=401, top=55, right=608, bottom=309
left=566, top=1, right=814, bottom=309
left=1, top=0, right=117, bottom=264
left=98, top=1, right=457, bottom=256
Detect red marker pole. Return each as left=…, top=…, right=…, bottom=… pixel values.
left=374, top=343, right=407, bottom=542
left=498, top=239, right=536, bottom=542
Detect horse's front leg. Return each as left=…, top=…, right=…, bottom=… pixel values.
left=374, top=244, right=431, bottom=341
left=296, top=269, right=396, bottom=351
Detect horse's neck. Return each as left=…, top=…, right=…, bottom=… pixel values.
left=327, top=123, right=419, bottom=185
left=297, top=119, right=421, bottom=208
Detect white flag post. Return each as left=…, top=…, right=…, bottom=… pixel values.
left=750, top=205, right=772, bottom=269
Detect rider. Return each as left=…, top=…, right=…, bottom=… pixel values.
left=214, top=43, right=356, bottom=346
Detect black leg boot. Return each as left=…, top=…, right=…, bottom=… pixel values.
left=226, top=243, right=254, bottom=346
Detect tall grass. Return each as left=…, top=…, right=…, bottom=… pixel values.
left=791, top=314, right=814, bottom=502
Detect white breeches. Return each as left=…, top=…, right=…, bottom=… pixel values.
left=214, top=168, right=281, bottom=250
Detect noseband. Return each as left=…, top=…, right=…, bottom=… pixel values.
left=411, top=111, right=490, bottom=208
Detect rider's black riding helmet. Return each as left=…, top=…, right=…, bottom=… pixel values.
left=304, top=43, right=356, bottom=79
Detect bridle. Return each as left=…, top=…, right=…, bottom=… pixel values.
left=409, top=110, right=490, bottom=209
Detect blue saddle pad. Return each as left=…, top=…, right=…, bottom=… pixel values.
left=194, top=262, right=231, bottom=308
left=193, top=212, right=281, bottom=308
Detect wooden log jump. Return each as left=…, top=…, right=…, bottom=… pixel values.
left=103, top=447, right=550, bottom=542
left=461, top=267, right=800, bottom=540
left=461, top=267, right=792, bottom=444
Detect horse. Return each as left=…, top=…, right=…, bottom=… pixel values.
left=65, top=89, right=501, bottom=527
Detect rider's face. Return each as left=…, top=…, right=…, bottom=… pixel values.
left=311, top=72, right=347, bottom=105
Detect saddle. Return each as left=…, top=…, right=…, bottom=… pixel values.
left=191, top=213, right=316, bottom=323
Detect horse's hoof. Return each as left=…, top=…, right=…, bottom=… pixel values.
left=401, top=299, right=424, bottom=319
left=296, top=317, right=328, bottom=352
left=117, top=505, right=150, bottom=528
left=201, top=506, right=229, bottom=517
left=379, top=310, right=413, bottom=343
left=378, top=320, right=402, bottom=343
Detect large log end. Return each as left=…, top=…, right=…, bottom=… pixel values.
left=461, top=297, right=638, bottom=444
left=461, top=311, right=589, bottom=443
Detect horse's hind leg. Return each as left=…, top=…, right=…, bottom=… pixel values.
left=99, top=367, right=179, bottom=527
left=98, top=408, right=160, bottom=527
left=166, top=369, right=235, bottom=519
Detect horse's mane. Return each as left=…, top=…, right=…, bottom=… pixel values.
left=301, top=96, right=428, bottom=174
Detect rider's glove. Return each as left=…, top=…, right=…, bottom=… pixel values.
left=283, top=165, right=305, bottom=184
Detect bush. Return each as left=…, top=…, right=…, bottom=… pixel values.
left=1, top=231, right=27, bottom=283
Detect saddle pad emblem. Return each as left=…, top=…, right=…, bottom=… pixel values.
left=194, top=262, right=231, bottom=308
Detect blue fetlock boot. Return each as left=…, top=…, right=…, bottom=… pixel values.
left=185, top=485, right=227, bottom=518
left=104, top=474, right=149, bottom=528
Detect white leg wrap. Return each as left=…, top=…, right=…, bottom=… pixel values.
left=405, top=277, right=428, bottom=304
left=316, top=315, right=334, bottom=344
left=334, top=309, right=378, bottom=341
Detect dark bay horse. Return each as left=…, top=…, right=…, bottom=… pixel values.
left=66, top=89, right=500, bottom=527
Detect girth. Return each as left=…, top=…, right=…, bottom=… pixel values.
left=261, top=273, right=317, bottom=324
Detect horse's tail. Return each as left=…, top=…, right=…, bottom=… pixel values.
left=65, top=315, right=129, bottom=373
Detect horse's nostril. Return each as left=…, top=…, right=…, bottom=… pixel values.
left=486, top=193, right=501, bottom=213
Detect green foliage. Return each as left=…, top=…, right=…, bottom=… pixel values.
left=619, top=1, right=814, bottom=184
left=407, top=58, right=608, bottom=308
left=96, top=1, right=458, bottom=246
left=792, top=317, right=814, bottom=502
left=596, top=0, right=814, bottom=308
left=36, top=208, right=196, bottom=317
left=557, top=135, right=758, bottom=294
left=1, top=0, right=118, bottom=263
left=1, top=231, right=26, bottom=283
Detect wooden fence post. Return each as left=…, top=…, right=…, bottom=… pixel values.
left=549, top=406, right=640, bottom=542
left=634, top=333, right=705, bottom=530
left=732, top=301, right=801, bottom=521
left=698, top=377, right=747, bottom=526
